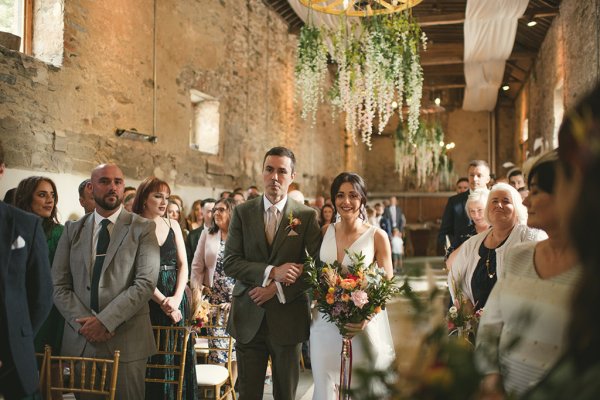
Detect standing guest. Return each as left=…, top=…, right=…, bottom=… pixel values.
left=246, top=186, right=260, bottom=200
left=391, top=227, right=404, bottom=274
left=191, top=198, right=238, bottom=389
left=123, top=192, right=136, bottom=213
left=14, top=177, right=65, bottom=354
left=123, top=186, right=137, bottom=201
left=438, top=160, right=491, bottom=248
left=445, top=188, right=490, bottom=270
left=167, top=200, right=181, bottom=220
left=319, top=203, right=335, bottom=229
left=232, top=192, right=245, bottom=206
left=518, top=186, right=530, bottom=201
left=187, top=199, right=203, bottom=231
left=381, top=196, right=405, bottom=239
left=0, top=140, right=53, bottom=400
left=522, top=85, right=600, bottom=399
left=186, top=198, right=216, bottom=267
left=52, top=164, right=160, bottom=399
left=223, top=147, right=321, bottom=400
left=476, top=151, right=580, bottom=398
left=507, top=168, right=526, bottom=190
left=447, top=183, right=546, bottom=311
left=132, top=177, right=197, bottom=400
left=170, top=194, right=191, bottom=233
left=313, top=195, right=325, bottom=210
left=220, top=191, right=231, bottom=199
left=78, top=179, right=95, bottom=214
left=456, top=177, right=469, bottom=193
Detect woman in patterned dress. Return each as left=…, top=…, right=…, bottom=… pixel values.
left=191, top=197, right=238, bottom=390
left=132, top=177, right=197, bottom=400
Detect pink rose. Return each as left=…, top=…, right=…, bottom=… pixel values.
left=351, top=290, right=369, bottom=309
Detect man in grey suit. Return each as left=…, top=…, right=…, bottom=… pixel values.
left=224, top=147, right=321, bottom=400
left=52, top=164, right=159, bottom=399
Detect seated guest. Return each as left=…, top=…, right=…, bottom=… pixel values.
left=14, top=176, right=65, bottom=354
left=191, top=198, right=238, bottom=389
left=476, top=151, right=580, bottom=397
left=445, top=188, right=490, bottom=270
left=448, top=183, right=546, bottom=311
left=78, top=178, right=95, bottom=214
left=522, top=85, right=600, bottom=399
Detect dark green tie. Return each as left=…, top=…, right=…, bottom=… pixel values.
left=91, top=219, right=110, bottom=313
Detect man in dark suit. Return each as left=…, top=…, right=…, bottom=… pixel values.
left=52, top=163, right=160, bottom=399
left=438, top=160, right=491, bottom=247
left=224, top=147, right=321, bottom=400
left=381, top=195, right=405, bottom=239
left=0, top=140, right=53, bottom=400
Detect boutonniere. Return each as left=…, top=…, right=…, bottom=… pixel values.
left=286, top=211, right=302, bottom=236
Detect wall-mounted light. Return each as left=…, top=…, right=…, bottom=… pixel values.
left=434, top=97, right=441, bottom=106
left=115, top=128, right=158, bottom=144
left=502, top=85, right=510, bottom=91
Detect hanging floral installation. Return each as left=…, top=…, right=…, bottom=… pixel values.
left=395, top=118, right=453, bottom=189
left=294, top=10, right=427, bottom=149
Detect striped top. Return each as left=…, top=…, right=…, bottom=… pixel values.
left=475, top=241, right=581, bottom=397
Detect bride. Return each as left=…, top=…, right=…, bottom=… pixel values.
left=310, top=172, right=396, bottom=399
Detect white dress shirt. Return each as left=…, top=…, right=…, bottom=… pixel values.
left=262, top=196, right=287, bottom=303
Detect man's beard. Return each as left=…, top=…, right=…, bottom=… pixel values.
left=94, top=193, right=122, bottom=211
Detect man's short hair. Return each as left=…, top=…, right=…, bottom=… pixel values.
left=201, top=198, right=217, bottom=207
left=78, top=179, right=91, bottom=197
left=456, top=177, right=468, bottom=184
left=124, top=186, right=136, bottom=192
left=263, top=147, right=296, bottom=172
left=468, top=160, right=490, bottom=170
left=507, top=168, right=523, bottom=179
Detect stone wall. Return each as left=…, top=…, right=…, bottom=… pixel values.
left=0, top=0, right=346, bottom=217
left=516, top=0, right=600, bottom=159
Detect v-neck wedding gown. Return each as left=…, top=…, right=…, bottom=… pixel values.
left=309, top=223, right=395, bottom=400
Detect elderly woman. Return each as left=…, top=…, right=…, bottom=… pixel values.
left=190, top=197, right=238, bottom=388
left=448, top=183, right=546, bottom=311
left=476, top=152, right=581, bottom=397
left=445, top=188, right=490, bottom=270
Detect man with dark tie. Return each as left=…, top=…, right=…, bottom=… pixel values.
left=0, top=139, right=53, bottom=400
left=52, top=163, right=160, bottom=399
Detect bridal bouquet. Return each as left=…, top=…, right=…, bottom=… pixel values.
left=305, top=251, right=398, bottom=336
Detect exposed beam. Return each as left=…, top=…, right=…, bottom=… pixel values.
left=418, top=12, right=465, bottom=27
left=423, top=83, right=465, bottom=90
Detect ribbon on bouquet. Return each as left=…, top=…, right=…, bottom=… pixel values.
left=339, top=336, right=353, bottom=400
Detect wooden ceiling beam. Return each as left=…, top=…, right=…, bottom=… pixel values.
left=418, top=12, right=465, bottom=27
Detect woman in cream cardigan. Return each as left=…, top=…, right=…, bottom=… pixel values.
left=447, top=183, right=547, bottom=310
left=191, top=197, right=238, bottom=388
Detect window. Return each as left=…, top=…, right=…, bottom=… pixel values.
left=190, top=89, right=220, bottom=155
left=0, top=0, right=32, bottom=54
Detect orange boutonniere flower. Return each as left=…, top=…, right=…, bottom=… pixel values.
left=286, top=211, right=301, bottom=236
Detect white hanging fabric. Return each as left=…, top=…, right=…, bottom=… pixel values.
left=462, top=0, right=528, bottom=111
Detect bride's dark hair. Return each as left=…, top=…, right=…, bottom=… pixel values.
left=330, top=172, right=368, bottom=220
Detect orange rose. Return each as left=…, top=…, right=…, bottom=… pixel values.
left=341, top=293, right=350, bottom=302
left=326, top=293, right=335, bottom=304
left=374, top=306, right=382, bottom=313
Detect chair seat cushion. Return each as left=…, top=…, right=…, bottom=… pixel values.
left=196, top=364, right=229, bottom=385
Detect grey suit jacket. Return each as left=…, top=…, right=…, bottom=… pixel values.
left=52, top=209, right=160, bottom=362
left=223, top=196, right=321, bottom=346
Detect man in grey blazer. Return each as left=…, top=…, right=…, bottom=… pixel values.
left=224, top=147, right=321, bottom=400
left=52, top=164, right=159, bottom=399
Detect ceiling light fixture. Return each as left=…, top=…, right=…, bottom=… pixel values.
left=502, top=85, right=510, bottom=91
left=527, top=20, right=537, bottom=27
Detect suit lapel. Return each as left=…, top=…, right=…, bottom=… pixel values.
left=81, top=214, right=94, bottom=275
left=253, top=198, right=269, bottom=259
left=102, top=210, right=131, bottom=272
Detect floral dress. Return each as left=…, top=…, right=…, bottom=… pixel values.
left=207, top=239, right=236, bottom=363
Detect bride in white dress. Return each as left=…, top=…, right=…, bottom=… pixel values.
left=310, top=172, right=396, bottom=400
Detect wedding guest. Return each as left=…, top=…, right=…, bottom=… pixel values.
left=191, top=197, right=238, bottom=389
left=167, top=200, right=181, bottom=220
left=123, top=185, right=137, bottom=201
left=170, top=194, right=191, bottom=233
left=132, top=177, right=197, bottom=399
left=123, top=192, right=136, bottom=212
left=447, top=183, right=546, bottom=311
left=0, top=141, right=53, bottom=400
left=456, top=177, right=469, bottom=193
left=246, top=185, right=260, bottom=200
left=522, top=85, right=600, bottom=399
left=507, top=168, right=526, bottom=190
left=219, top=191, right=231, bottom=199
left=319, top=203, right=335, bottom=229
left=445, top=188, right=490, bottom=270
left=476, top=151, right=580, bottom=397
left=15, top=176, right=65, bottom=354
left=3, top=187, right=16, bottom=204
left=186, top=198, right=216, bottom=267
left=232, top=192, right=245, bottom=206
left=187, top=199, right=203, bottom=230
left=78, top=179, right=95, bottom=214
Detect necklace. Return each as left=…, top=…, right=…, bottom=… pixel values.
left=484, top=247, right=496, bottom=279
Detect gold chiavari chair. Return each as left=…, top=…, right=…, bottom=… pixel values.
left=195, top=305, right=236, bottom=400
left=44, top=345, right=120, bottom=400
left=145, top=325, right=192, bottom=400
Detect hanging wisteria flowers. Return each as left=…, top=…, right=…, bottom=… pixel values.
left=295, top=11, right=427, bottom=149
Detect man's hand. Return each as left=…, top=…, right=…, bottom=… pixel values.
left=249, top=283, right=277, bottom=306
left=76, top=316, right=114, bottom=343
left=270, top=263, right=303, bottom=284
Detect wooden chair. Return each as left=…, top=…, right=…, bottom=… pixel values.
left=44, top=345, right=120, bottom=400
left=196, top=305, right=236, bottom=400
left=35, top=350, right=48, bottom=396
left=145, top=325, right=192, bottom=400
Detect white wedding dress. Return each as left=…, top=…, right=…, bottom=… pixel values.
left=310, top=224, right=395, bottom=400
